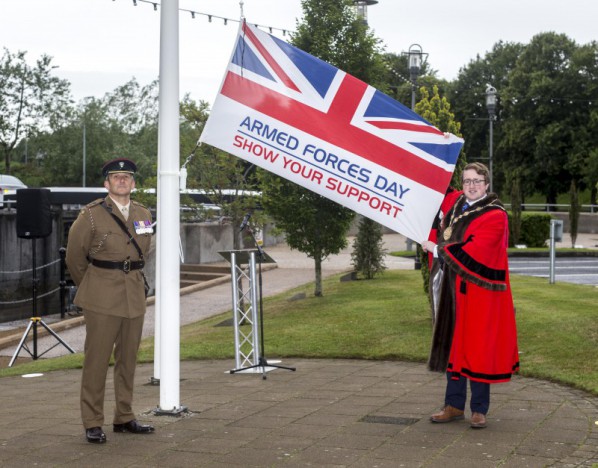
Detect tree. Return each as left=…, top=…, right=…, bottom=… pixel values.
left=293, top=0, right=387, bottom=88
left=449, top=34, right=598, bottom=210
left=28, top=78, right=161, bottom=188
left=101, top=78, right=160, bottom=183
left=104, top=78, right=159, bottom=135
left=260, top=0, right=386, bottom=296
left=569, top=41, right=598, bottom=207
left=417, top=85, right=466, bottom=190
left=509, top=171, right=523, bottom=246
left=381, top=51, right=449, bottom=111
left=587, top=147, right=598, bottom=207
left=260, top=173, right=355, bottom=296
left=502, top=33, right=594, bottom=206
left=34, top=97, right=117, bottom=186
left=448, top=41, right=523, bottom=196
left=0, top=48, right=72, bottom=174
left=414, top=85, right=465, bottom=293
left=350, top=217, right=387, bottom=279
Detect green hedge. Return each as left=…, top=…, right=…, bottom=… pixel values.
left=508, top=212, right=552, bottom=248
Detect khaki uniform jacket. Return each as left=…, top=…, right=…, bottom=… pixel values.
left=66, top=196, right=153, bottom=318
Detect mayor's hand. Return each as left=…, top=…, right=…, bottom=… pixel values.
left=421, top=240, right=436, bottom=253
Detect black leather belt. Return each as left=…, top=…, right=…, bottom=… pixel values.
left=91, top=258, right=144, bottom=273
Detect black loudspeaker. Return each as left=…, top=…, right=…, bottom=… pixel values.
left=17, top=188, right=52, bottom=239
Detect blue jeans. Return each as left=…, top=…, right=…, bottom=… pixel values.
left=445, top=373, right=490, bottom=414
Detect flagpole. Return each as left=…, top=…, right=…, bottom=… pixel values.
left=156, top=0, right=184, bottom=414
left=152, top=146, right=161, bottom=385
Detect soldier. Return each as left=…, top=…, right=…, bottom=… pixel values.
left=66, top=158, right=155, bottom=444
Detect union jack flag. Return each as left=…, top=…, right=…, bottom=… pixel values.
left=200, top=22, right=463, bottom=242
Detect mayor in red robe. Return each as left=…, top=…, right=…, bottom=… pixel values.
left=421, top=162, right=519, bottom=429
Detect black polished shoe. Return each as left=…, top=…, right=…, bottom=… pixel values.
left=113, top=419, right=154, bottom=434
left=86, top=426, right=107, bottom=444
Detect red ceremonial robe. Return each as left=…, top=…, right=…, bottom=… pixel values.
left=428, top=194, right=519, bottom=384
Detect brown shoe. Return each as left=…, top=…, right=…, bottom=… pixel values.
left=470, top=412, right=487, bottom=429
left=430, top=405, right=465, bottom=423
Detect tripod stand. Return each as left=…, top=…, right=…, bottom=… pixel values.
left=9, top=238, right=75, bottom=367
left=230, top=225, right=295, bottom=380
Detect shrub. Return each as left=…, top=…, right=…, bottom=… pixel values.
left=351, top=217, right=387, bottom=279
left=508, top=212, right=552, bottom=247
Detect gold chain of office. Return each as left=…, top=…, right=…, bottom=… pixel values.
left=442, top=201, right=505, bottom=241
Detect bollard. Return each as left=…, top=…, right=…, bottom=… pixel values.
left=548, top=219, right=563, bottom=284
left=59, top=247, right=66, bottom=318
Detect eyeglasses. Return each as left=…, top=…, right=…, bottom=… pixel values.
left=462, top=179, right=486, bottom=186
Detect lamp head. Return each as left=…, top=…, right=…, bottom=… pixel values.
left=485, top=84, right=497, bottom=116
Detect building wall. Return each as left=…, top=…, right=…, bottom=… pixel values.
left=0, top=210, right=63, bottom=322
left=551, top=212, right=598, bottom=234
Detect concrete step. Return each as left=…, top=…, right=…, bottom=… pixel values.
left=180, top=271, right=226, bottom=282
left=177, top=262, right=277, bottom=289
left=181, top=264, right=230, bottom=274
left=179, top=263, right=230, bottom=288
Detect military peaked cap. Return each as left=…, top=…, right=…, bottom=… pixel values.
left=102, top=158, right=137, bottom=177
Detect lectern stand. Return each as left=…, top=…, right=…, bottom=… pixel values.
left=219, top=249, right=295, bottom=378
left=219, top=250, right=270, bottom=373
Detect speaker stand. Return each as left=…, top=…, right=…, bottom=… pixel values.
left=9, top=239, right=75, bottom=367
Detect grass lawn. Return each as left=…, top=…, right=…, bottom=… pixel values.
left=1, top=270, right=597, bottom=397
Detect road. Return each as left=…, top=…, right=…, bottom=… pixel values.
left=509, top=256, right=598, bottom=286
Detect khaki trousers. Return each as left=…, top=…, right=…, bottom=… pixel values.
left=80, top=311, right=145, bottom=429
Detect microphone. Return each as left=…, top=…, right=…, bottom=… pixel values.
left=239, top=213, right=251, bottom=232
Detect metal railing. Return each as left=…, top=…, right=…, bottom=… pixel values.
left=0, top=248, right=74, bottom=319
left=504, top=203, right=598, bottom=213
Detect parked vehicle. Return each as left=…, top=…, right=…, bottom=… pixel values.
left=0, top=174, right=27, bottom=207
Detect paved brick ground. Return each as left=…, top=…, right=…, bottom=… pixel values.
left=0, top=359, right=597, bottom=467
left=1, top=233, right=598, bottom=466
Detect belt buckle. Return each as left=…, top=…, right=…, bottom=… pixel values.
left=123, top=260, right=131, bottom=273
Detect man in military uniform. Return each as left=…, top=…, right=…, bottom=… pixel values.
left=66, top=158, right=155, bottom=444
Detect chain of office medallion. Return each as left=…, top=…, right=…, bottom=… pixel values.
left=443, top=201, right=505, bottom=241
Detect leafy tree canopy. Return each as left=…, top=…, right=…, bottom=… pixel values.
left=0, top=48, right=72, bottom=174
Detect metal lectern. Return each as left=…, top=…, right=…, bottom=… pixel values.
left=219, top=249, right=276, bottom=374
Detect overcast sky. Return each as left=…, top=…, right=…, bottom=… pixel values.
left=2, top=0, right=596, bottom=105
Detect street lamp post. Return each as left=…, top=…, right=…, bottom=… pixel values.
left=485, top=84, right=497, bottom=193
left=352, top=1, right=378, bottom=25
left=405, top=44, right=426, bottom=111
left=82, top=122, right=86, bottom=188
left=402, top=44, right=427, bottom=269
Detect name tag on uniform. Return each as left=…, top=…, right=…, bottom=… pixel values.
left=134, top=220, right=153, bottom=234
